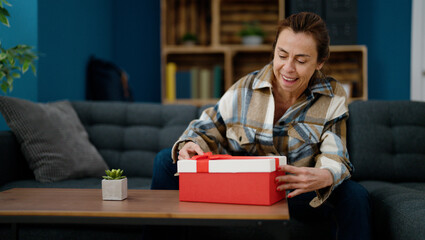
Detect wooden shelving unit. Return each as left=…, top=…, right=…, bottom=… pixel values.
left=327, top=45, right=368, bottom=102
left=161, top=0, right=367, bottom=106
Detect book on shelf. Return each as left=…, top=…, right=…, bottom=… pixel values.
left=176, top=70, right=191, bottom=99
left=165, top=62, right=176, bottom=101
left=213, top=65, right=222, bottom=99
left=199, top=68, right=211, bottom=99
left=190, top=67, right=200, bottom=99
left=165, top=63, right=224, bottom=102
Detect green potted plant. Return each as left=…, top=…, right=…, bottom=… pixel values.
left=181, top=33, right=197, bottom=46
left=238, top=20, right=265, bottom=46
left=102, top=169, right=128, bottom=201
left=0, top=0, right=38, bottom=94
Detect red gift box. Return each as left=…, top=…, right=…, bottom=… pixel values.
left=178, top=152, right=287, bottom=205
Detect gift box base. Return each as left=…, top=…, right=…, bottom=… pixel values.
left=179, top=172, right=285, bottom=205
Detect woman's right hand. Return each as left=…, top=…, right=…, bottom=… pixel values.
left=178, top=141, right=204, bottom=160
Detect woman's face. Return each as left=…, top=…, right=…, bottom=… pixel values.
left=273, top=28, right=323, bottom=99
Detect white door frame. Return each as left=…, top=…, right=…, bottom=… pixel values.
left=411, top=0, right=425, bottom=101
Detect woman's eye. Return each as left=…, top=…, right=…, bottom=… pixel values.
left=279, top=55, right=287, bottom=59
left=297, top=60, right=305, bottom=64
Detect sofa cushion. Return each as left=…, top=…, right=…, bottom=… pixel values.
left=0, top=97, right=109, bottom=183
left=71, top=101, right=198, bottom=178
left=360, top=180, right=425, bottom=240
left=347, top=101, right=425, bottom=182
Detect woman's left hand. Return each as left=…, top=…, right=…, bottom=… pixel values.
left=275, top=165, right=334, bottom=198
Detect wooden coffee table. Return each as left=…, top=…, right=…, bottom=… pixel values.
left=0, top=188, right=290, bottom=239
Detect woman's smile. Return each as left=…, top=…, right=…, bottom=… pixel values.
left=281, top=74, right=298, bottom=83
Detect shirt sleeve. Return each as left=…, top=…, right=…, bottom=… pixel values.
left=309, top=83, right=353, bottom=208
left=171, top=73, right=255, bottom=162
left=171, top=100, right=229, bottom=162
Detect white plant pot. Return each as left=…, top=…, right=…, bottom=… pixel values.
left=102, top=178, right=128, bottom=201
left=242, top=36, right=263, bottom=46
left=183, top=40, right=196, bottom=46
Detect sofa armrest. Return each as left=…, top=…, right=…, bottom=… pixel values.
left=0, top=131, right=33, bottom=187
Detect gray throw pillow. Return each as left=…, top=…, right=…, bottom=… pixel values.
left=0, top=96, right=109, bottom=182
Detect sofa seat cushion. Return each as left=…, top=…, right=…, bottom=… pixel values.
left=0, top=177, right=152, bottom=192
left=360, top=180, right=425, bottom=240
left=397, top=182, right=425, bottom=191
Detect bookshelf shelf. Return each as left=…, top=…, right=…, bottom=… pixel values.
left=163, top=46, right=228, bottom=54
left=163, top=45, right=273, bottom=54
left=161, top=0, right=367, bottom=106
left=163, top=98, right=219, bottom=106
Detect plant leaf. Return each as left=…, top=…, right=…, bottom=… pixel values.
left=1, top=82, right=7, bottom=93
left=22, top=60, right=30, bottom=73
left=30, top=63, right=36, bottom=75
left=0, top=0, right=12, bottom=7
left=103, top=169, right=126, bottom=179
left=7, top=55, right=14, bottom=65
left=5, top=76, right=12, bottom=91
left=0, top=6, right=9, bottom=16
left=0, top=52, right=6, bottom=61
left=0, top=12, right=9, bottom=27
left=11, top=72, right=20, bottom=79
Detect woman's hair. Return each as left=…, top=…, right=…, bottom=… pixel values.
left=272, top=12, right=330, bottom=64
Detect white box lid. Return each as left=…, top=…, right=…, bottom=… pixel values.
left=177, top=156, right=287, bottom=173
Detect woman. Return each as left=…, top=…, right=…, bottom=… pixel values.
left=151, top=12, right=370, bottom=240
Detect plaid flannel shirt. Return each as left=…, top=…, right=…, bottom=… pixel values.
left=172, top=63, right=353, bottom=207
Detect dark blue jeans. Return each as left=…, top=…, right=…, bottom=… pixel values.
left=151, top=148, right=371, bottom=240
left=151, top=148, right=179, bottom=190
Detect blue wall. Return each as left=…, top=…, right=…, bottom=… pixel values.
left=358, top=0, right=411, bottom=100
left=37, top=0, right=161, bottom=102
left=113, top=0, right=161, bottom=102
left=38, top=0, right=115, bottom=102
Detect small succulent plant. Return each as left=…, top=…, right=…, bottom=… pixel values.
left=182, top=33, right=197, bottom=42
left=103, top=169, right=126, bottom=180
left=238, top=20, right=265, bottom=37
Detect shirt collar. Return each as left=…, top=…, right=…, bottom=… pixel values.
left=251, top=62, right=334, bottom=99
left=305, top=77, right=334, bottom=99
left=252, top=63, right=274, bottom=90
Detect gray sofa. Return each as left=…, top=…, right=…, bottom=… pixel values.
left=0, top=101, right=202, bottom=191
left=347, top=101, right=425, bottom=240
left=0, top=100, right=424, bottom=240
